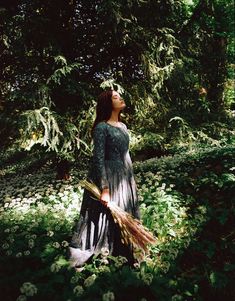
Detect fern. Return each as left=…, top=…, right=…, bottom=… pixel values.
left=46, top=56, right=80, bottom=85
left=21, top=107, right=62, bottom=151
left=20, top=107, right=89, bottom=161
left=100, top=78, right=125, bottom=94
left=141, top=28, right=181, bottom=97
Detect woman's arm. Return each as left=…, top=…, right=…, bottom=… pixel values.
left=92, top=123, right=110, bottom=205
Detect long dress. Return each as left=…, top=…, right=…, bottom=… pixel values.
left=69, top=121, right=140, bottom=267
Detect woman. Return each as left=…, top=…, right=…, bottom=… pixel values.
left=69, top=89, right=140, bottom=267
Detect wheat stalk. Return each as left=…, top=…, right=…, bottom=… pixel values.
left=80, top=180, right=156, bottom=253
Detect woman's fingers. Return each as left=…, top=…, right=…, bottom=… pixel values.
left=100, top=189, right=110, bottom=206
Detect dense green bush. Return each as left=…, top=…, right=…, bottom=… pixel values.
left=129, top=119, right=235, bottom=161
left=134, top=145, right=235, bottom=300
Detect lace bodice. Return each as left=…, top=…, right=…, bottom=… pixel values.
left=89, top=122, right=133, bottom=189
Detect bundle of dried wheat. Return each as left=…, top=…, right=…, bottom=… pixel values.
left=80, top=180, right=156, bottom=253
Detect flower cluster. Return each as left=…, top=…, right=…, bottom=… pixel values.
left=102, top=291, right=115, bottom=301
left=73, top=285, right=84, bottom=297
left=84, top=274, right=97, bottom=287
left=19, top=282, right=38, bottom=297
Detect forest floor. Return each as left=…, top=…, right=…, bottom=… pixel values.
left=0, top=144, right=234, bottom=301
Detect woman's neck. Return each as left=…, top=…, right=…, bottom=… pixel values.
left=108, top=111, right=119, bottom=122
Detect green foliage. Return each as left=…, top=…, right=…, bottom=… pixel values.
left=135, top=145, right=235, bottom=299
left=21, top=107, right=63, bottom=151
left=0, top=144, right=234, bottom=300
left=129, top=118, right=235, bottom=162
left=46, top=56, right=81, bottom=86
left=140, top=27, right=181, bottom=97
left=130, top=131, right=166, bottom=159
left=20, top=107, right=89, bottom=161
left=100, top=78, right=125, bottom=95
left=0, top=0, right=234, bottom=151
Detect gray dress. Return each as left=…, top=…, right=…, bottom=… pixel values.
left=69, top=122, right=140, bottom=267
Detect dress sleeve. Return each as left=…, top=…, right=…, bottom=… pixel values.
left=92, top=123, right=109, bottom=190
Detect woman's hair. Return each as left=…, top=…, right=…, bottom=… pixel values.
left=91, top=89, right=121, bottom=135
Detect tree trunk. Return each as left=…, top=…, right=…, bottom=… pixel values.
left=56, top=159, right=71, bottom=180
left=201, top=36, right=228, bottom=116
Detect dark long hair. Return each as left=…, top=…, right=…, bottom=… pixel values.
left=91, top=89, right=121, bottom=135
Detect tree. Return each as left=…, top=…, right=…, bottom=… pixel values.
left=0, top=0, right=233, bottom=158
left=177, top=0, right=234, bottom=119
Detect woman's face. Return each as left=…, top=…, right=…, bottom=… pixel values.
left=111, top=91, right=126, bottom=111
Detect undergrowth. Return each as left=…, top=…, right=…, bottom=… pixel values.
left=0, top=144, right=234, bottom=301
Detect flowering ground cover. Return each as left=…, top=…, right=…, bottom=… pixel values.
left=0, top=145, right=234, bottom=301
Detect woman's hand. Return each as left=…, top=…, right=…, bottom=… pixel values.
left=100, top=188, right=110, bottom=206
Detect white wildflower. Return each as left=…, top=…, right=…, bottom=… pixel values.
left=47, top=231, right=54, bottom=237
left=28, top=239, right=35, bottom=248
left=52, top=242, right=60, bottom=249
left=61, top=240, right=69, bottom=247
left=101, top=247, right=109, bottom=257
left=102, top=291, right=115, bottom=301
left=8, top=237, right=15, bottom=243
left=49, top=194, right=56, bottom=201
left=161, top=261, right=170, bottom=273
left=12, top=225, right=19, bottom=232
left=133, top=262, right=140, bottom=269
left=171, top=295, right=182, bottom=301
left=114, top=256, right=128, bottom=268
left=142, top=273, right=153, bottom=285
left=73, top=285, right=84, bottom=297
left=16, top=295, right=27, bottom=301
left=50, top=263, right=61, bottom=273
left=2, top=243, right=10, bottom=250
left=118, top=256, right=128, bottom=264
left=100, top=258, right=109, bottom=265
left=84, top=274, right=96, bottom=287
left=99, top=265, right=111, bottom=273
left=70, top=275, right=79, bottom=284
left=55, top=225, right=60, bottom=231
left=20, top=282, right=37, bottom=297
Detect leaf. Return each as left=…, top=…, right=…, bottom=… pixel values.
left=54, top=55, right=67, bottom=66
left=168, top=229, right=176, bottom=237
left=209, top=271, right=228, bottom=288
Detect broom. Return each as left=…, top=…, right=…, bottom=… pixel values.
left=80, top=179, right=156, bottom=253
